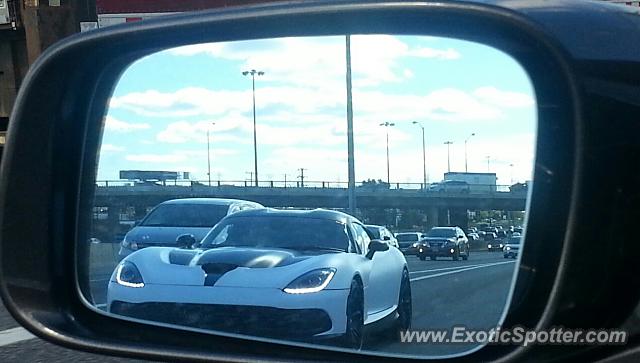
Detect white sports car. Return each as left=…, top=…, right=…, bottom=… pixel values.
left=107, top=208, right=412, bottom=348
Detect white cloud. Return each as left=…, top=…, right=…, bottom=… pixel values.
left=473, top=87, right=535, bottom=108
left=156, top=118, right=248, bottom=144
left=104, top=115, right=151, bottom=132
left=409, top=47, right=461, bottom=60
left=165, top=35, right=461, bottom=89
left=100, top=144, right=125, bottom=152
left=125, top=154, right=187, bottom=163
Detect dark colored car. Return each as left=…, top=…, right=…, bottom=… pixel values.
left=503, top=235, right=522, bottom=259
left=487, top=234, right=505, bottom=251
left=417, top=227, right=469, bottom=261
left=395, top=232, right=424, bottom=255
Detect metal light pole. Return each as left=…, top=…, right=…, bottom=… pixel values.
left=509, top=163, right=514, bottom=184
left=346, top=35, right=356, bottom=215
left=380, top=122, right=395, bottom=184
left=486, top=156, right=491, bottom=172
left=412, top=121, right=427, bottom=188
left=206, top=122, right=216, bottom=186
left=464, top=132, right=475, bottom=173
left=242, top=69, right=264, bottom=187
left=444, top=141, right=453, bottom=173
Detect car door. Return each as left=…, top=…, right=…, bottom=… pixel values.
left=351, top=223, right=398, bottom=318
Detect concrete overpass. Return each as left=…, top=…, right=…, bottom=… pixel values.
left=93, top=185, right=527, bottom=211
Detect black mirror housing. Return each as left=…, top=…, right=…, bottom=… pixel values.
left=365, top=239, right=390, bottom=259
left=176, top=234, right=197, bottom=249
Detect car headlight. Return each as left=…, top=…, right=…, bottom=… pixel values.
left=121, top=236, right=138, bottom=250
left=488, top=244, right=492, bottom=249
left=499, top=244, right=504, bottom=248
left=283, top=268, right=336, bottom=294
left=412, top=242, right=419, bottom=247
left=505, top=246, right=511, bottom=251
left=115, top=261, right=145, bottom=288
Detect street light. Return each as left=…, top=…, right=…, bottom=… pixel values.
left=379, top=122, right=395, bottom=184
left=444, top=141, right=453, bottom=173
left=242, top=69, right=264, bottom=187
left=412, top=121, right=427, bottom=188
left=464, top=132, right=476, bottom=173
left=486, top=155, right=491, bottom=172
left=206, top=122, right=216, bottom=186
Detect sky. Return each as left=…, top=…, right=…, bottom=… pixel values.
left=98, top=34, right=536, bottom=187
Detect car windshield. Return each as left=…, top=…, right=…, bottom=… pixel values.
left=508, top=237, right=522, bottom=245
left=396, top=233, right=418, bottom=242
left=365, top=227, right=381, bottom=239
left=200, top=216, right=350, bottom=251
left=426, top=228, right=457, bottom=238
left=141, top=204, right=229, bottom=228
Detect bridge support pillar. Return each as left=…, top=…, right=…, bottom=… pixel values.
left=441, top=208, right=469, bottom=229
left=426, top=207, right=439, bottom=229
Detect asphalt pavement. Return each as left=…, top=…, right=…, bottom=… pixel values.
left=0, top=251, right=516, bottom=361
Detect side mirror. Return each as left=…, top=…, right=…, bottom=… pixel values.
left=366, top=239, right=389, bottom=259
left=383, top=236, right=391, bottom=241
left=176, top=234, right=197, bottom=249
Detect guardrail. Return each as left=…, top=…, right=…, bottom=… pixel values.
left=95, top=180, right=519, bottom=193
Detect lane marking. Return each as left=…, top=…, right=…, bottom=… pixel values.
left=409, top=263, right=485, bottom=275
left=0, top=327, right=36, bottom=347
left=410, top=261, right=516, bottom=282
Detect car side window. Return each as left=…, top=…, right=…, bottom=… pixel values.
left=345, top=224, right=361, bottom=254
left=351, top=223, right=371, bottom=255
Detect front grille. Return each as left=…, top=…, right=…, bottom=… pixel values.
left=110, top=301, right=332, bottom=338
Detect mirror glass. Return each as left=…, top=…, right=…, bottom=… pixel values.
left=85, top=34, right=536, bottom=357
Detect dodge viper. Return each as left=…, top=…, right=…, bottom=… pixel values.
left=107, top=208, right=412, bottom=348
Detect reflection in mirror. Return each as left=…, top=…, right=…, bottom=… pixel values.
left=86, top=34, right=536, bottom=357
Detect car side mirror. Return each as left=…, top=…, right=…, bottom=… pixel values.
left=366, top=239, right=389, bottom=259
left=176, top=234, right=197, bottom=249
left=383, top=236, right=390, bottom=241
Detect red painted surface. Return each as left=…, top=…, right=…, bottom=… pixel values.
left=96, top=0, right=282, bottom=14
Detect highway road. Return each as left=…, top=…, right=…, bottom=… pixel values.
left=0, top=251, right=516, bottom=361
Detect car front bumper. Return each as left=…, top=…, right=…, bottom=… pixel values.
left=417, top=245, right=457, bottom=257
left=107, top=282, right=350, bottom=339
left=399, top=246, right=419, bottom=255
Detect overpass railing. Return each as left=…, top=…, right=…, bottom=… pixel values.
left=95, top=180, right=517, bottom=193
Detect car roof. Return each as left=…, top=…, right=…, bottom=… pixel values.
left=396, top=232, right=421, bottom=235
left=364, top=224, right=386, bottom=230
left=158, top=198, right=262, bottom=206
left=224, top=208, right=357, bottom=223
left=431, top=227, right=457, bottom=230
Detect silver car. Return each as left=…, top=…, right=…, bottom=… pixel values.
left=118, top=198, right=263, bottom=260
